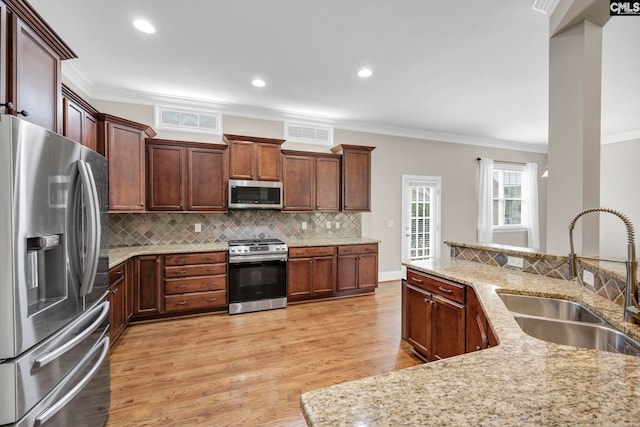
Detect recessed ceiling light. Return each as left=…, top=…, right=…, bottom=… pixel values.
left=252, top=79, right=266, bottom=87
left=133, top=19, right=156, bottom=34
left=358, top=68, right=373, bottom=78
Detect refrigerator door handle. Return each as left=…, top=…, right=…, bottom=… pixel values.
left=77, top=160, right=101, bottom=297
left=32, top=301, right=109, bottom=370
left=33, top=335, right=110, bottom=427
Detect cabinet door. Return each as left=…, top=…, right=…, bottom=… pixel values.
left=147, top=144, right=184, bottom=210
left=62, top=97, right=83, bottom=144
left=406, top=285, right=432, bottom=357
left=135, top=256, right=162, bottom=316
left=83, top=114, right=98, bottom=152
left=336, top=255, right=358, bottom=291
left=12, top=16, right=62, bottom=132
left=187, top=147, right=226, bottom=211
left=315, top=157, right=340, bottom=211
left=431, top=295, right=466, bottom=360
left=229, top=140, right=254, bottom=180
left=282, top=155, right=314, bottom=211
left=256, top=143, right=281, bottom=181
left=109, top=278, right=126, bottom=344
left=312, top=256, right=336, bottom=296
left=125, top=259, right=135, bottom=322
left=342, top=150, right=371, bottom=211
left=287, top=258, right=312, bottom=299
left=108, top=123, right=145, bottom=211
left=357, top=253, right=378, bottom=289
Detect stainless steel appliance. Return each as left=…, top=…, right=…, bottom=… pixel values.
left=0, top=115, right=110, bottom=426
left=228, top=179, right=283, bottom=209
left=228, top=238, right=288, bottom=314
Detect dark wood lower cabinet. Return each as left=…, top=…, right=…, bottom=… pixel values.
left=336, top=244, right=378, bottom=292
left=403, top=268, right=492, bottom=361
left=134, top=255, right=163, bottom=316
left=288, top=246, right=336, bottom=300
left=108, top=263, right=127, bottom=347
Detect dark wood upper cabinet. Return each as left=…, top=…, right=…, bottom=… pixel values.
left=62, top=84, right=99, bottom=151
left=331, top=145, right=375, bottom=212
left=1, top=0, right=77, bottom=131
left=224, top=134, right=285, bottom=181
left=282, top=150, right=341, bottom=212
left=97, top=114, right=156, bottom=212
left=147, top=139, right=228, bottom=212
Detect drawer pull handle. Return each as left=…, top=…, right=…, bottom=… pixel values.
left=207, top=298, right=217, bottom=302
left=207, top=282, right=217, bottom=286
left=115, top=270, right=124, bottom=276
left=438, top=286, right=453, bottom=293
left=176, top=269, right=187, bottom=274
left=175, top=257, right=186, bottom=262
left=207, top=268, right=218, bottom=272
left=411, top=277, right=423, bottom=283
left=175, top=285, right=187, bottom=289
left=175, top=301, right=187, bottom=305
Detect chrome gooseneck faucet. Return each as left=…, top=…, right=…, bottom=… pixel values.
left=568, top=207, right=640, bottom=323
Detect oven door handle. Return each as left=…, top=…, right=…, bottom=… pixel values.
left=229, top=254, right=287, bottom=264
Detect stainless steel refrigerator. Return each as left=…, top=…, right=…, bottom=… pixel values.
left=0, top=115, right=110, bottom=426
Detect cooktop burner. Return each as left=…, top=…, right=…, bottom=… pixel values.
left=228, top=238, right=285, bottom=246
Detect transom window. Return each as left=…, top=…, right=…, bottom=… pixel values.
left=492, top=164, right=524, bottom=227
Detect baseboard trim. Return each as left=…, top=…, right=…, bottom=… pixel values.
left=379, top=270, right=402, bottom=282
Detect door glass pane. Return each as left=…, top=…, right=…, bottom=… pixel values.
left=409, top=185, right=432, bottom=261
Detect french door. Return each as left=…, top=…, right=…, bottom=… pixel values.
left=402, top=175, right=441, bottom=263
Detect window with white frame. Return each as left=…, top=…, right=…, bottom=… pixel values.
left=492, top=163, right=525, bottom=228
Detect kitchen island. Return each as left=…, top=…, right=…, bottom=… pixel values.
left=300, top=257, right=640, bottom=425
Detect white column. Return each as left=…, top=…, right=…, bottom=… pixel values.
left=545, top=20, right=604, bottom=256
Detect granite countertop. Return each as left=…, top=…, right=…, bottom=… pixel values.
left=108, top=238, right=379, bottom=268
left=300, top=257, right=640, bottom=426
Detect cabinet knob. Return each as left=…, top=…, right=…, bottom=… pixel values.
left=17, top=109, right=29, bottom=117
left=1, top=101, right=14, bottom=110
left=424, top=298, right=429, bottom=303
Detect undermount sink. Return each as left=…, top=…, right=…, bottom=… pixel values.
left=498, top=293, right=604, bottom=323
left=498, top=293, right=640, bottom=357
left=512, top=315, right=640, bottom=357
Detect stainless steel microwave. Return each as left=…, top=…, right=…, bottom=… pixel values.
left=228, top=179, right=283, bottom=209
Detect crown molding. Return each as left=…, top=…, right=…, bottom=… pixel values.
left=602, top=130, right=640, bottom=145
left=61, top=62, right=96, bottom=100
left=64, top=79, right=550, bottom=154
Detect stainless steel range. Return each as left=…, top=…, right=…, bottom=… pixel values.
left=228, top=239, right=288, bottom=315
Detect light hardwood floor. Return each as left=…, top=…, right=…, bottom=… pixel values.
left=106, top=281, right=423, bottom=427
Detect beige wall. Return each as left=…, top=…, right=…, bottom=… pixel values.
left=600, top=138, right=640, bottom=259
left=88, top=99, right=548, bottom=278
left=339, top=129, right=548, bottom=277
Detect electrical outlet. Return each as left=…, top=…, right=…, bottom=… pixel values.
left=335, top=222, right=340, bottom=229
left=301, top=221, right=307, bottom=230
left=507, top=256, right=524, bottom=268
left=194, top=223, right=201, bottom=233
left=326, top=222, right=331, bottom=229
left=582, top=270, right=595, bottom=286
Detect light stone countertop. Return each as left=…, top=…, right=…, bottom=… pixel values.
left=108, top=238, right=378, bottom=269
left=300, top=257, right=640, bottom=426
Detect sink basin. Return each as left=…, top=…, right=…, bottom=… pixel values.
left=513, top=315, right=640, bottom=357
left=498, top=293, right=604, bottom=323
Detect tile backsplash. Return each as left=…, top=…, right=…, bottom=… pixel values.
left=109, top=211, right=361, bottom=247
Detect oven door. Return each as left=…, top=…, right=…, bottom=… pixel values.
left=228, top=259, right=287, bottom=311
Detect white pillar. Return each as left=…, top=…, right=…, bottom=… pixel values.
left=546, top=20, right=604, bottom=256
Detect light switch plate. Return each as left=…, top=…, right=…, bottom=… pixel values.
left=194, top=223, right=201, bottom=233
left=582, top=270, right=595, bottom=286
left=326, top=222, right=331, bottom=229
left=507, top=256, right=524, bottom=268
left=301, top=221, right=307, bottom=230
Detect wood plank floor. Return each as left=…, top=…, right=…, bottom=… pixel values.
left=106, top=281, right=423, bottom=427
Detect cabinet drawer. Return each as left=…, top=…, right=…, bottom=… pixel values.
left=289, top=246, right=336, bottom=258
left=164, top=263, right=227, bottom=278
left=165, top=275, right=227, bottom=294
left=164, top=290, right=227, bottom=312
left=109, top=263, right=125, bottom=283
left=164, top=252, right=226, bottom=266
left=337, top=244, right=378, bottom=255
left=406, top=270, right=465, bottom=304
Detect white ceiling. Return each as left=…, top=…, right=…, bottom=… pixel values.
left=28, top=0, right=640, bottom=150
